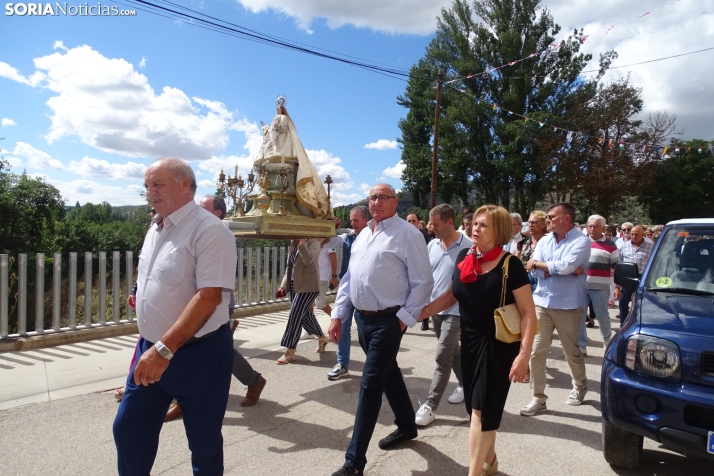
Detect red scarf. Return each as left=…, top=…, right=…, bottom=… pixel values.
left=457, top=246, right=502, bottom=283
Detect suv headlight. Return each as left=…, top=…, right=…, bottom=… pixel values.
left=625, top=335, right=681, bottom=381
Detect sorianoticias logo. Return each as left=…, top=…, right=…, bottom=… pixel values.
left=5, top=3, right=137, bottom=16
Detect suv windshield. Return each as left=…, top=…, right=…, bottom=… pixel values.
left=646, top=226, right=714, bottom=293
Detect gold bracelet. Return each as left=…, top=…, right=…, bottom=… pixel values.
left=425, top=305, right=431, bottom=317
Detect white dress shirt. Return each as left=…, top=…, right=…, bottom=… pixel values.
left=332, top=213, right=434, bottom=328
left=136, top=201, right=237, bottom=343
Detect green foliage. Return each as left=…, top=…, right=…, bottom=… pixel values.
left=639, top=140, right=714, bottom=224
left=0, top=167, right=66, bottom=254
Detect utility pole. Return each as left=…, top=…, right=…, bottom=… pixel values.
left=431, top=69, right=443, bottom=209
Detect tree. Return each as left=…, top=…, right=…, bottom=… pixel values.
left=398, top=0, right=605, bottom=216
left=0, top=166, right=66, bottom=254
left=639, top=140, right=714, bottom=224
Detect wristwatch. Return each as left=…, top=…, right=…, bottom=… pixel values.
left=154, top=341, right=174, bottom=361
left=331, top=274, right=338, bottom=278
left=532, top=260, right=538, bottom=271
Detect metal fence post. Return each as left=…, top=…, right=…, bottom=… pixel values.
left=126, top=251, right=133, bottom=321
left=271, top=246, right=277, bottom=303
left=0, top=255, right=8, bottom=337
left=99, top=251, right=106, bottom=325
left=84, top=252, right=92, bottom=327
left=69, top=252, right=77, bottom=329
left=35, top=253, right=45, bottom=333
left=18, top=254, right=27, bottom=335
left=255, top=247, right=261, bottom=304
left=246, top=248, right=253, bottom=305
left=53, top=253, right=61, bottom=330
left=112, top=251, right=120, bottom=323
left=237, top=248, right=244, bottom=306
left=262, top=247, right=269, bottom=304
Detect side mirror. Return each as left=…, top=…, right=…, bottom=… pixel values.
left=615, top=262, right=640, bottom=290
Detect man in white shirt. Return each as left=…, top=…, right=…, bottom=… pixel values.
left=328, top=184, right=433, bottom=476
left=113, top=158, right=237, bottom=475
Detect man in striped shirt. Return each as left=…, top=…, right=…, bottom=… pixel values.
left=578, top=215, right=620, bottom=353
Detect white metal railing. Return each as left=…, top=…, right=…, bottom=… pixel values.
left=0, top=247, right=343, bottom=340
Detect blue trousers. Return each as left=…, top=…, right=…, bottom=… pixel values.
left=336, top=305, right=354, bottom=368
left=345, top=311, right=416, bottom=471
left=113, top=324, right=233, bottom=476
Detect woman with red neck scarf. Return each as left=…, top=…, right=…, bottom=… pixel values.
left=418, top=205, right=537, bottom=476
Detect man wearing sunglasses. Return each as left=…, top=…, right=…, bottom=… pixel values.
left=328, top=183, right=433, bottom=476
left=615, top=222, right=633, bottom=249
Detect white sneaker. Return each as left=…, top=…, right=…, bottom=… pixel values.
left=566, top=387, right=587, bottom=406
left=300, top=329, right=315, bottom=340
left=519, top=400, right=547, bottom=416
left=580, top=347, right=588, bottom=356
left=447, top=385, right=464, bottom=404
left=415, top=403, right=436, bottom=426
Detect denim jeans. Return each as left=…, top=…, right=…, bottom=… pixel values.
left=578, top=288, right=612, bottom=348
left=337, top=305, right=354, bottom=368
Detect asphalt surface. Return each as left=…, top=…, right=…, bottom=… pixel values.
left=0, top=308, right=710, bottom=475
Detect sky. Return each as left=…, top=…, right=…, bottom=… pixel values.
left=1, top=0, right=712, bottom=207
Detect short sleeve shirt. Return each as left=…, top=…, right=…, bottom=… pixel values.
left=136, top=201, right=237, bottom=343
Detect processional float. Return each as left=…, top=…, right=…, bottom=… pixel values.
left=216, top=95, right=336, bottom=240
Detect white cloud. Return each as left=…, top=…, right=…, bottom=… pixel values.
left=358, top=183, right=371, bottom=192
left=193, top=154, right=256, bottom=179
left=0, top=61, right=46, bottom=86
left=364, top=139, right=398, bottom=150
left=11, top=142, right=66, bottom=170
left=230, top=118, right=263, bottom=156
left=36, top=176, right=146, bottom=206
left=197, top=179, right=215, bottom=189
left=53, top=40, right=68, bottom=52
left=67, top=156, right=147, bottom=180
left=138, top=57, right=147, bottom=68
left=2, top=118, right=17, bottom=127
left=4, top=44, right=239, bottom=160
left=381, top=160, right=405, bottom=179
left=331, top=191, right=364, bottom=207
left=237, top=0, right=442, bottom=34
left=305, top=149, right=352, bottom=190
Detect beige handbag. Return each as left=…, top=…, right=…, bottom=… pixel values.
left=494, top=255, right=529, bottom=343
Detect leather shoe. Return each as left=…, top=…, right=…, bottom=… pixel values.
left=378, top=428, right=417, bottom=450
left=165, top=402, right=183, bottom=421
left=230, top=319, right=239, bottom=334
left=331, top=462, right=363, bottom=476
left=241, top=376, right=267, bottom=407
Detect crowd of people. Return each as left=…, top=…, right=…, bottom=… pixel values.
left=113, top=157, right=656, bottom=476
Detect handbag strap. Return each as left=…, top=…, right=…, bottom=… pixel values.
left=499, top=254, right=512, bottom=308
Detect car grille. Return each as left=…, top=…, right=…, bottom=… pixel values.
left=703, top=353, right=714, bottom=377
left=683, top=405, right=714, bottom=431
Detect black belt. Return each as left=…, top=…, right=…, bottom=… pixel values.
left=357, top=306, right=401, bottom=316
left=185, top=321, right=230, bottom=345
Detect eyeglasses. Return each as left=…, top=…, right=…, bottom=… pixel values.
left=546, top=215, right=557, bottom=220
left=368, top=195, right=396, bottom=203
left=527, top=220, right=543, bottom=225
left=622, top=228, right=632, bottom=232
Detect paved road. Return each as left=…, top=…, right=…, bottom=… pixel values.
left=0, top=309, right=709, bottom=475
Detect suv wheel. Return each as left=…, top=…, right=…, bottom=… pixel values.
left=602, top=421, right=644, bottom=469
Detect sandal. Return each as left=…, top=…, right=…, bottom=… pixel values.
left=277, top=348, right=295, bottom=365
left=114, top=387, right=125, bottom=401
left=482, top=454, right=498, bottom=476
left=315, top=336, right=328, bottom=353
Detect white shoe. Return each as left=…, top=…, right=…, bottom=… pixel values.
left=300, top=329, right=315, bottom=340
left=415, top=403, right=436, bottom=426
left=580, top=347, right=588, bottom=356
left=447, top=385, right=464, bottom=404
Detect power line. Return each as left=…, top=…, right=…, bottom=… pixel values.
left=115, top=0, right=411, bottom=80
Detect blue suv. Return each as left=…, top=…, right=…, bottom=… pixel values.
left=602, top=219, right=714, bottom=469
